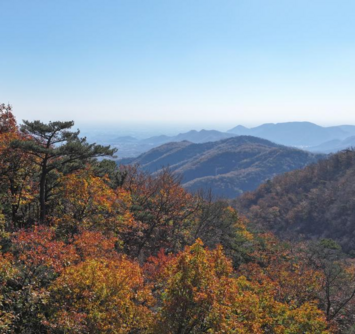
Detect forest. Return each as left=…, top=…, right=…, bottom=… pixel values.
left=1, top=103, right=355, bottom=333
left=235, top=148, right=355, bottom=252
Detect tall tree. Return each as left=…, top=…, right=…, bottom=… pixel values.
left=11, top=120, right=116, bottom=224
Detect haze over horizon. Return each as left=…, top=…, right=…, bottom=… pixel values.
left=2, top=0, right=355, bottom=125
left=75, top=120, right=355, bottom=141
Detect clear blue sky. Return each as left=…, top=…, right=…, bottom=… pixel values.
left=1, top=0, right=355, bottom=126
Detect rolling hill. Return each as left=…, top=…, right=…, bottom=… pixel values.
left=234, top=148, right=355, bottom=251
left=119, top=136, right=323, bottom=198
left=112, top=129, right=235, bottom=158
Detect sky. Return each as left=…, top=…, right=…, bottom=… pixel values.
left=1, top=0, right=355, bottom=128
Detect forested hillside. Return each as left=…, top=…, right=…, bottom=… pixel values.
left=235, top=148, right=355, bottom=251
left=1, top=104, right=355, bottom=333
left=120, top=136, right=323, bottom=198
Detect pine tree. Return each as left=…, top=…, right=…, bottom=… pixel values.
left=11, top=120, right=117, bottom=223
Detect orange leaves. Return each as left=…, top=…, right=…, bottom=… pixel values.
left=144, top=248, right=175, bottom=282
left=49, top=257, right=153, bottom=333
left=13, top=226, right=78, bottom=273
left=12, top=226, right=126, bottom=273
left=2, top=227, right=331, bottom=333
left=0, top=108, right=339, bottom=332
left=73, top=230, right=119, bottom=260
left=53, top=167, right=134, bottom=235
left=61, top=169, right=114, bottom=211
left=149, top=240, right=329, bottom=334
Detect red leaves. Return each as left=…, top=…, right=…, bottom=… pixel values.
left=73, top=230, right=118, bottom=260
left=12, top=227, right=124, bottom=272
left=0, top=108, right=346, bottom=332
left=13, top=226, right=78, bottom=273
left=0, top=104, right=17, bottom=134
left=144, top=248, right=175, bottom=282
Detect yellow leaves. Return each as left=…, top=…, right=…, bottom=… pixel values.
left=0, top=251, right=17, bottom=331
left=1, top=210, right=331, bottom=333
left=59, top=168, right=115, bottom=211
left=53, top=167, right=134, bottom=235
left=0, top=109, right=342, bottom=332
left=49, top=257, right=153, bottom=333
left=228, top=276, right=329, bottom=334
left=148, top=240, right=329, bottom=334
left=0, top=298, right=15, bottom=333
left=0, top=251, right=17, bottom=282
left=234, top=217, right=254, bottom=242
left=0, top=214, right=8, bottom=239
left=149, top=240, right=237, bottom=332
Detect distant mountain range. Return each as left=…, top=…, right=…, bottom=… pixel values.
left=234, top=148, right=355, bottom=251
left=228, top=122, right=355, bottom=149
left=308, top=136, right=355, bottom=153
left=107, top=122, right=355, bottom=158
left=119, top=136, right=323, bottom=198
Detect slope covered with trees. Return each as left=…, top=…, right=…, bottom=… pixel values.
left=120, top=136, right=323, bottom=198
left=1, top=104, right=355, bottom=333
left=235, top=148, right=355, bottom=251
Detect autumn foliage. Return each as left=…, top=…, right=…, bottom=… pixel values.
left=0, top=105, right=354, bottom=333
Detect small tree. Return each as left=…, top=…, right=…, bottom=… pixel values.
left=12, top=120, right=116, bottom=224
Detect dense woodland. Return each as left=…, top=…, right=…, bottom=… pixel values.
left=1, top=104, right=355, bottom=333
left=235, top=148, right=355, bottom=252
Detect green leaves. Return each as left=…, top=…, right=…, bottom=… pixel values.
left=11, top=118, right=117, bottom=223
